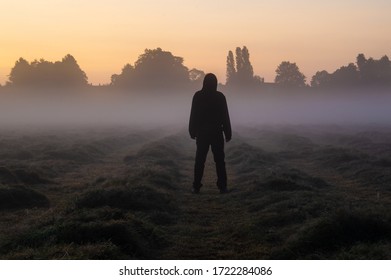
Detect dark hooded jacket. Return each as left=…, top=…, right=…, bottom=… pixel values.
left=189, top=74, right=232, bottom=140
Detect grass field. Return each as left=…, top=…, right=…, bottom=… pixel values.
left=0, top=124, right=390, bottom=259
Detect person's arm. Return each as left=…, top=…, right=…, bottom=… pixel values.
left=222, top=96, right=232, bottom=142
left=189, top=94, right=197, bottom=139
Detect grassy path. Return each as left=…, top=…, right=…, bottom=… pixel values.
left=158, top=133, right=266, bottom=259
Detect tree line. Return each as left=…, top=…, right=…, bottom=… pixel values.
left=7, top=55, right=88, bottom=87
left=2, top=47, right=391, bottom=90
left=110, top=48, right=204, bottom=90
left=311, top=54, right=391, bottom=88
left=225, top=47, right=391, bottom=89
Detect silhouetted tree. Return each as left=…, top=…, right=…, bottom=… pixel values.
left=111, top=48, right=190, bottom=90
left=254, top=75, right=264, bottom=84
left=57, top=54, right=88, bottom=86
left=235, top=47, right=244, bottom=80
left=356, top=54, right=367, bottom=75
left=378, top=55, right=391, bottom=85
left=7, top=55, right=88, bottom=87
left=241, top=46, right=254, bottom=82
left=356, top=53, right=391, bottom=86
left=311, top=70, right=332, bottom=88
left=330, top=63, right=359, bottom=87
left=357, top=54, right=375, bottom=85
left=275, top=61, right=306, bottom=88
left=111, top=64, right=135, bottom=87
left=134, top=48, right=190, bottom=89
left=31, top=59, right=54, bottom=86
left=226, top=50, right=236, bottom=85
left=8, top=58, right=32, bottom=86
left=311, top=54, right=391, bottom=88
left=226, top=46, right=261, bottom=88
left=189, top=68, right=205, bottom=83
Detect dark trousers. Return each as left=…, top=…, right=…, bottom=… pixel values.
left=193, top=132, right=227, bottom=189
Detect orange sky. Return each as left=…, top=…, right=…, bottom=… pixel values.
left=1, top=0, right=390, bottom=85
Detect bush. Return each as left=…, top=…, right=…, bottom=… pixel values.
left=13, top=169, right=50, bottom=185
left=1, top=218, right=166, bottom=259
left=0, top=167, right=50, bottom=185
left=272, top=210, right=391, bottom=259
left=0, top=185, right=50, bottom=210
left=0, top=167, right=18, bottom=184
left=75, top=186, right=175, bottom=212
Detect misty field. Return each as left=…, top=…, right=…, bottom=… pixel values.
left=0, top=124, right=390, bottom=259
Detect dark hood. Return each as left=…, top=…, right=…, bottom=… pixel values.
left=202, top=73, right=218, bottom=92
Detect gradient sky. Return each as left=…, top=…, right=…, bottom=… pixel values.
left=1, top=0, right=390, bottom=85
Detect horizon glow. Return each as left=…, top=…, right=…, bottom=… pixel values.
left=1, top=0, right=390, bottom=85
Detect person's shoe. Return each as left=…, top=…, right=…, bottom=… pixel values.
left=192, top=183, right=202, bottom=194
left=191, top=188, right=200, bottom=194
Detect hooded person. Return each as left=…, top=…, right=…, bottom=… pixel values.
left=189, top=73, right=232, bottom=194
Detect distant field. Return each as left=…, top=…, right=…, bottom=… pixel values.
left=0, top=124, right=390, bottom=259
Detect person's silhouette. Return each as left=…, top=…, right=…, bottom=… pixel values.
left=189, top=73, right=232, bottom=194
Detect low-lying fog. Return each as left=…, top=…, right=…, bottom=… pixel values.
left=0, top=88, right=390, bottom=128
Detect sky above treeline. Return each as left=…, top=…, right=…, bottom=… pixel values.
left=1, top=0, right=390, bottom=85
